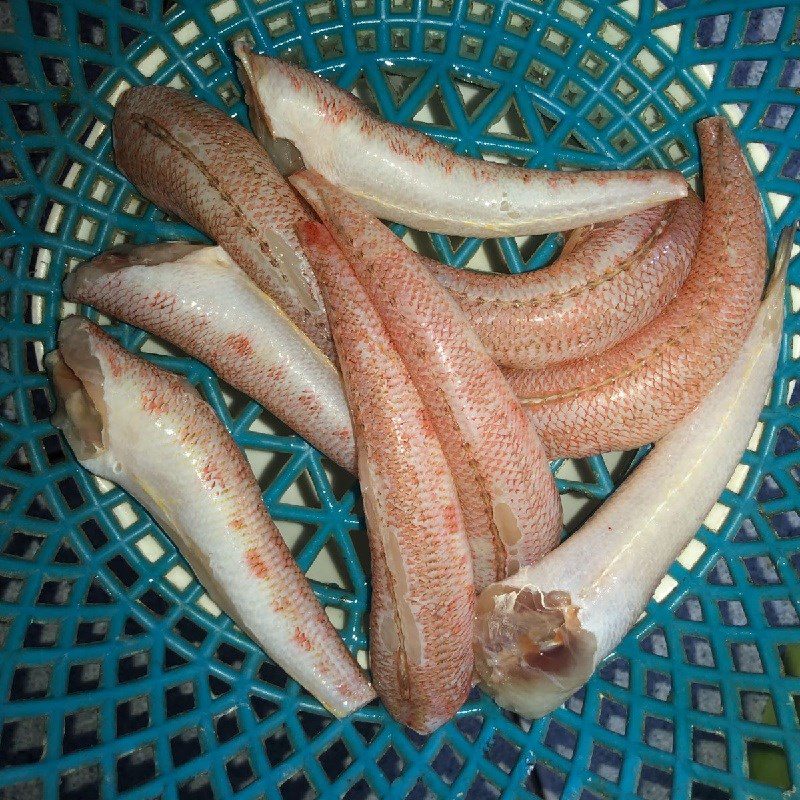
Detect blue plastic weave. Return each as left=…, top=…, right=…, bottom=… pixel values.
left=1, top=1, right=799, bottom=798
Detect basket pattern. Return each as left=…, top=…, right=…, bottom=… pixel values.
left=1, top=0, right=799, bottom=798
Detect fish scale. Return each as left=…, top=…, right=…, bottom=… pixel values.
left=427, top=197, right=701, bottom=369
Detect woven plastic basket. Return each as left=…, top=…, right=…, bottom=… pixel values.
left=1, top=0, right=799, bottom=798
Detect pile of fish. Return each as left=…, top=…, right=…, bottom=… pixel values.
left=48, top=43, right=792, bottom=733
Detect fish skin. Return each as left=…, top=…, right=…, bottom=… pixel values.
left=473, top=219, right=787, bottom=719
left=235, top=42, right=687, bottom=237
left=427, top=195, right=701, bottom=369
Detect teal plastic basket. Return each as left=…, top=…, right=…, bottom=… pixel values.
left=1, top=1, right=799, bottom=798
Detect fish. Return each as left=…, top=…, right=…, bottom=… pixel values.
left=473, top=221, right=792, bottom=719
left=292, top=170, right=562, bottom=591
left=508, top=118, right=766, bottom=459
left=297, top=221, right=475, bottom=733
left=235, top=42, right=687, bottom=237
left=426, top=195, right=701, bottom=369
left=63, top=242, right=356, bottom=472
left=47, top=317, right=373, bottom=716
left=113, top=86, right=334, bottom=359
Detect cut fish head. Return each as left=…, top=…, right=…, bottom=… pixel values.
left=233, top=40, right=307, bottom=176
left=63, top=242, right=234, bottom=299
left=46, top=317, right=110, bottom=462
left=473, top=583, right=597, bottom=718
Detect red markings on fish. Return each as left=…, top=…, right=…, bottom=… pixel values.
left=224, top=333, right=254, bottom=358
left=293, top=628, right=313, bottom=652
left=264, top=364, right=286, bottom=383
left=244, top=547, right=270, bottom=579
left=149, top=290, right=178, bottom=314
left=200, top=460, right=226, bottom=491
left=141, top=385, right=169, bottom=414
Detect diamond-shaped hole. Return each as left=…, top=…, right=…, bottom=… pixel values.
left=25, top=619, right=60, bottom=648
left=178, top=773, right=215, bottom=800
left=544, top=719, right=577, bottom=759
left=731, top=642, right=764, bottom=673
left=718, top=599, right=748, bottom=626
left=0, top=573, right=23, bottom=603
left=166, top=681, right=196, bottom=718
left=139, top=587, right=170, bottom=617
left=743, top=554, right=782, bottom=584
left=10, top=664, right=52, bottom=700
left=675, top=595, right=704, bottom=622
left=319, top=738, right=352, bottom=780
left=640, top=627, right=669, bottom=657
left=645, top=670, right=672, bottom=702
left=424, top=28, right=446, bottom=53
left=683, top=635, right=715, bottom=667
left=598, top=657, right=630, bottom=689
left=638, top=764, right=673, bottom=800
left=171, top=726, right=202, bottom=767
left=598, top=696, right=628, bottom=735
left=692, top=727, right=728, bottom=769
left=541, top=26, right=571, bottom=55
left=763, top=598, right=800, bottom=627
left=771, top=508, right=800, bottom=538
left=68, top=661, right=101, bottom=693
left=485, top=732, right=520, bottom=774
left=745, top=8, right=783, bottom=44
left=377, top=744, right=404, bottom=781
left=226, top=749, right=256, bottom=792
left=118, top=651, right=149, bottom=683
left=63, top=707, right=99, bottom=755
left=589, top=742, right=622, bottom=783
left=696, top=14, right=730, bottom=47
left=37, top=577, right=73, bottom=606
left=30, top=1, right=62, bottom=38
left=741, top=690, right=774, bottom=723
left=117, top=743, right=156, bottom=793
left=214, top=709, right=241, bottom=744
left=174, top=615, right=207, bottom=647
left=264, top=724, right=293, bottom=766
left=2, top=531, right=44, bottom=560
left=431, top=742, right=464, bottom=784
left=116, top=695, right=150, bottom=735
left=280, top=771, right=313, bottom=800
left=0, top=716, right=46, bottom=766
left=692, top=682, right=724, bottom=715
left=506, top=11, right=532, bottom=37
left=747, top=739, right=791, bottom=789
left=526, top=58, right=554, bottom=88
left=644, top=715, right=674, bottom=752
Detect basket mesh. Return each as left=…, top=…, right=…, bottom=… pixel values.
left=1, top=0, right=799, bottom=798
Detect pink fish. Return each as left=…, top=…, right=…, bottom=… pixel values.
left=508, top=118, right=766, bottom=460
left=296, top=222, right=475, bottom=733
left=236, top=42, right=687, bottom=237
left=47, top=317, right=373, bottom=716
left=64, top=242, right=355, bottom=471
left=427, top=195, right=701, bottom=369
